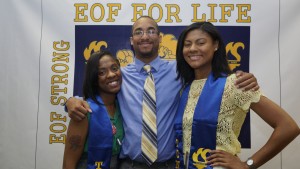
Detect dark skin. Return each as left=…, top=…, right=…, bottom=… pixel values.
left=66, top=70, right=259, bottom=121
left=206, top=97, right=300, bottom=169
left=181, top=26, right=299, bottom=169
left=66, top=17, right=260, bottom=122
left=63, top=119, right=88, bottom=169
left=69, top=135, right=82, bottom=151
left=63, top=55, right=122, bottom=169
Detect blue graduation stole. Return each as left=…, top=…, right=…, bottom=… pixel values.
left=87, top=95, right=113, bottom=169
left=175, top=72, right=227, bottom=169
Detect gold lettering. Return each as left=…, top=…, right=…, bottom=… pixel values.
left=50, top=112, right=67, bottom=122
left=51, top=74, right=68, bottom=85
left=74, top=3, right=88, bottom=22
left=51, top=85, right=67, bottom=95
left=165, top=4, right=182, bottom=23
left=52, top=63, right=69, bottom=73
left=131, top=4, right=146, bottom=22
left=219, top=4, right=234, bottom=23
left=50, top=41, right=70, bottom=145
left=50, top=96, right=67, bottom=105
left=74, top=3, right=251, bottom=24
left=53, top=40, right=70, bottom=51
left=95, top=162, right=103, bottom=169
left=191, top=4, right=206, bottom=22
left=107, top=3, right=121, bottom=22
left=148, top=4, right=163, bottom=22
left=49, top=134, right=66, bottom=144
left=90, top=3, right=105, bottom=22
left=49, top=112, right=67, bottom=144
left=236, top=4, right=251, bottom=23
left=50, top=123, right=67, bottom=133
left=52, top=52, right=69, bottom=63
left=207, top=4, right=217, bottom=22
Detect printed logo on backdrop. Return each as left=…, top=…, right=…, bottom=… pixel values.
left=74, top=25, right=251, bottom=148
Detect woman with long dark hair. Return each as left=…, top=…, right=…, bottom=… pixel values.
left=175, top=22, right=299, bottom=169
left=63, top=51, right=123, bottom=169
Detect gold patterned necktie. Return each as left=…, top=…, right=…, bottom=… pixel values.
left=141, top=64, right=157, bottom=165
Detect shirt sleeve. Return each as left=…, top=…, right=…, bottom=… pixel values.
left=230, top=74, right=262, bottom=111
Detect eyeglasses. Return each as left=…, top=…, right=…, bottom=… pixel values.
left=132, top=29, right=158, bottom=37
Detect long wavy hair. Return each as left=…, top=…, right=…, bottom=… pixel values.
left=176, top=22, right=232, bottom=85
left=82, top=50, right=120, bottom=105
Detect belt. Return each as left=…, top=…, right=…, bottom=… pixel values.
left=122, top=158, right=175, bottom=169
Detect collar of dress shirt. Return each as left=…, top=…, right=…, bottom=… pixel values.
left=134, top=56, right=162, bottom=73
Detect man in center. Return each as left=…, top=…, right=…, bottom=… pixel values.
left=66, top=16, right=259, bottom=169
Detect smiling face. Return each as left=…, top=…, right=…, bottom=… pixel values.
left=130, top=17, right=161, bottom=63
left=97, top=55, right=122, bottom=96
left=183, top=29, right=218, bottom=78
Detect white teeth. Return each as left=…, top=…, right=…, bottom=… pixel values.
left=141, top=44, right=150, bottom=46
left=108, top=81, right=118, bottom=87
left=189, top=55, right=200, bottom=61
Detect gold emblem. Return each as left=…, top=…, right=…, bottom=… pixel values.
left=158, top=33, right=177, bottom=60
left=226, top=42, right=245, bottom=70
left=192, top=148, right=211, bottom=169
left=84, top=41, right=108, bottom=61
left=95, top=161, right=103, bottom=169
left=82, top=36, right=245, bottom=70
left=116, top=49, right=134, bottom=67
left=83, top=32, right=178, bottom=67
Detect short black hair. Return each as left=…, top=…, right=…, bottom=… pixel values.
left=176, top=22, right=232, bottom=85
left=131, top=16, right=160, bottom=35
left=82, top=50, right=120, bottom=105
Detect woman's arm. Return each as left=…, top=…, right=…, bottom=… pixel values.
left=62, top=118, right=88, bottom=169
left=248, top=96, right=300, bottom=168
left=207, top=96, right=299, bottom=169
